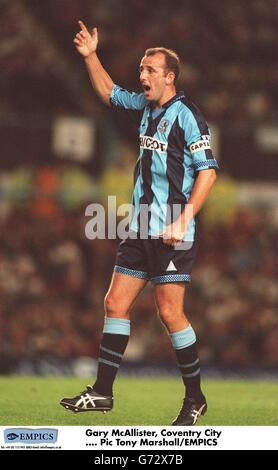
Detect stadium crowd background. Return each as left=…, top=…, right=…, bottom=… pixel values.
left=0, top=0, right=277, bottom=374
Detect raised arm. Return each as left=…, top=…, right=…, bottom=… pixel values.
left=74, top=20, right=113, bottom=105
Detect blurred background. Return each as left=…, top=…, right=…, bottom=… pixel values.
left=0, top=0, right=277, bottom=377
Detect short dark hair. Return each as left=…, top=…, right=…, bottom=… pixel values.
left=144, top=47, right=180, bottom=84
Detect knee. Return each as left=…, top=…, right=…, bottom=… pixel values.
left=104, top=292, right=118, bottom=316
left=104, top=292, right=129, bottom=318
left=157, top=302, right=186, bottom=331
left=157, top=304, right=175, bottom=329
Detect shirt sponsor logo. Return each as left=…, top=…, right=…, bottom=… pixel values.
left=140, top=135, right=168, bottom=152
left=189, top=138, right=211, bottom=153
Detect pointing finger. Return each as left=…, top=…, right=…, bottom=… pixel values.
left=78, top=20, right=88, bottom=32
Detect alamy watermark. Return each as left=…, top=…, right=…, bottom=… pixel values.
left=85, top=196, right=193, bottom=250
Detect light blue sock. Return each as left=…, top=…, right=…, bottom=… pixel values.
left=169, top=324, right=196, bottom=350
left=103, top=317, right=130, bottom=335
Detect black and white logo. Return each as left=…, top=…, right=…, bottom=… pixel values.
left=140, top=135, right=168, bottom=153
left=189, top=135, right=211, bottom=154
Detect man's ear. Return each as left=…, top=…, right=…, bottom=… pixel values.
left=165, top=71, right=175, bottom=85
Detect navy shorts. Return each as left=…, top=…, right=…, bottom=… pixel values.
left=114, top=235, right=197, bottom=284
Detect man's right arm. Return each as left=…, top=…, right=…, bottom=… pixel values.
left=74, top=20, right=113, bottom=106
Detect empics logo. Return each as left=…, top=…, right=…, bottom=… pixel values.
left=140, top=135, right=168, bottom=152
left=4, top=428, right=58, bottom=444
left=6, top=432, right=19, bottom=441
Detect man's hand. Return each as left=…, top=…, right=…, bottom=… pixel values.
left=160, top=219, right=188, bottom=246
left=74, top=20, right=98, bottom=58
left=160, top=169, right=217, bottom=246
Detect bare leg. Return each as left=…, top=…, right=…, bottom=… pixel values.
left=104, top=272, right=148, bottom=318
left=154, top=282, right=188, bottom=332
left=154, top=281, right=206, bottom=425
left=92, top=272, right=148, bottom=396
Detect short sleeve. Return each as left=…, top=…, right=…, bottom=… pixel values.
left=180, top=108, right=219, bottom=171
left=110, top=84, right=147, bottom=110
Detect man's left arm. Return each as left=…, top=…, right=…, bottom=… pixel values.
left=162, top=169, right=217, bottom=245
left=161, top=106, right=218, bottom=245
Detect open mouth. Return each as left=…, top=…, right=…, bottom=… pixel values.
left=142, top=85, right=151, bottom=92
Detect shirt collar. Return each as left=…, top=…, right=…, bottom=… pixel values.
left=162, top=91, right=185, bottom=109
left=149, top=91, right=185, bottom=112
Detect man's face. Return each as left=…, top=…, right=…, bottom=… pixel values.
left=139, top=52, right=171, bottom=103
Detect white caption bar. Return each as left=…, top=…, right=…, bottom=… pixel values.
left=1, top=426, right=278, bottom=451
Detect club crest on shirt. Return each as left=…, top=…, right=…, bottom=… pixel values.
left=158, top=119, right=170, bottom=133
